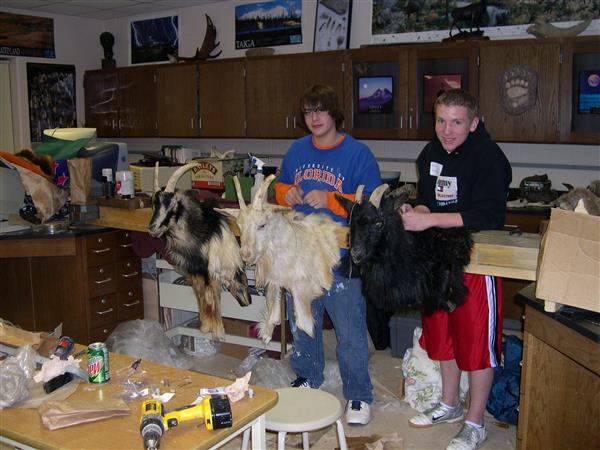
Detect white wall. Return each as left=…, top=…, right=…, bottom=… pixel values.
left=2, top=1, right=599, bottom=190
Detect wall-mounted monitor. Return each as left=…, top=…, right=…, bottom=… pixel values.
left=578, top=70, right=600, bottom=114
left=358, top=76, right=393, bottom=114
left=423, top=74, right=462, bottom=113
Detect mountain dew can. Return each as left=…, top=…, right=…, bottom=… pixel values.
left=87, top=342, right=110, bottom=383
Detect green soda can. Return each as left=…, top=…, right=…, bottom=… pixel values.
left=87, top=342, right=110, bottom=383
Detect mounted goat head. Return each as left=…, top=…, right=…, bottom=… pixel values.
left=149, top=162, right=250, bottom=339
left=224, top=174, right=343, bottom=342
left=336, top=185, right=473, bottom=315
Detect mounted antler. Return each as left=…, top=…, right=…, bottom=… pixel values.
left=197, top=14, right=222, bottom=60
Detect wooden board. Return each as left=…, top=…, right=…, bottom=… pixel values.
left=92, top=206, right=540, bottom=281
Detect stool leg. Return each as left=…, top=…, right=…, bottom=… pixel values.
left=302, top=431, right=309, bottom=450
left=241, top=428, right=250, bottom=450
left=277, top=431, right=287, bottom=450
left=335, top=419, right=348, bottom=450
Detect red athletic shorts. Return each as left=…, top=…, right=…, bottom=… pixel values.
left=419, top=273, right=502, bottom=371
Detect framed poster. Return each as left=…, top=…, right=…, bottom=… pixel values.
left=313, top=0, right=352, bottom=51
left=0, top=12, right=55, bottom=58
left=358, top=76, right=393, bottom=114
left=423, top=74, right=462, bottom=113
left=130, top=16, right=178, bottom=64
left=26, top=63, right=76, bottom=143
left=235, top=0, right=302, bottom=50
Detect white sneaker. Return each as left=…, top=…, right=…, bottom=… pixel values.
left=408, top=401, right=464, bottom=428
left=446, top=422, right=487, bottom=450
left=346, top=400, right=371, bottom=425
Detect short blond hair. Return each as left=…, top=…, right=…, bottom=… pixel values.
left=434, top=89, right=478, bottom=120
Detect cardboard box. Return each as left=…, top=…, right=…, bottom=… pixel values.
left=190, top=157, right=246, bottom=190
left=130, top=164, right=191, bottom=193
left=219, top=342, right=250, bottom=359
left=222, top=317, right=254, bottom=337
left=535, top=208, right=600, bottom=312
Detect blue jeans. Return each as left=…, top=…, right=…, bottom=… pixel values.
left=286, top=274, right=373, bottom=404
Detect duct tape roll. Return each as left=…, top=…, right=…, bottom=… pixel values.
left=115, top=170, right=134, bottom=198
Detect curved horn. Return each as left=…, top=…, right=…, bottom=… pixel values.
left=355, top=185, right=364, bottom=203
left=154, top=162, right=160, bottom=193
left=369, top=184, right=389, bottom=209
left=164, top=162, right=200, bottom=193
left=253, top=174, right=276, bottom=209
left=232, top=176, right=247, bottom=211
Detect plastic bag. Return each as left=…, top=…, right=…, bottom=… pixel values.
left=106, top=319, right=193, bottom=369
left=0, top=357, right=29, bottom=408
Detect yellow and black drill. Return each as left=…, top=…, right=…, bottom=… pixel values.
left=140, top=395, right=233, bottom=450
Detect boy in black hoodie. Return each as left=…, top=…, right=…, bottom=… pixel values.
left=402, top=89, right=512, bottom=450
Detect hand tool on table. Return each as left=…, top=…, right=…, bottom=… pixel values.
left=140, top=395, right=232, bottom=450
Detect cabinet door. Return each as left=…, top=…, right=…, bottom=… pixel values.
left=478, top=41, right=560, bottom=143
left=157, top=63, right=199, bottom=137
left=347, top=46, right=409, bottom=139
left=118, top=66, right=158, bottom=137
left=84, top=69, right=119, bottom=137
left=289, top=52, right=346, bottom=138
left=245, top=56, right=294, bottom=138
left=199, top=59, right=246, bottom=137
left=408, top=43, right=479, bottom=140
left=559, top=36, right=600, bottom=144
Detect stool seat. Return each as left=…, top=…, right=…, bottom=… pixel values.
left=259, top=387, right=347, bottom=450
left=266, top=387, right=343, bottom=432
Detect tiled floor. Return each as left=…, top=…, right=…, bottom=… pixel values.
left=187, top=330, right=517, bottom=450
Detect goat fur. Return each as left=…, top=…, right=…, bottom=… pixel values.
left=554, top=186, right=600, bottom=216
left=336, top=186, right=473, bottom=315
left=148, top=162, right=250, bottom=339
left=227, top=175, right=343, bottom=343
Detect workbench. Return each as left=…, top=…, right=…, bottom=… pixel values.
left=0, top=338, right=278, bottom=450
left=91, top=206, right=541, bottom=281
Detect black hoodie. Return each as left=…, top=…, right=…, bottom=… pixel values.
left=415, top=121, right=512, bottom=231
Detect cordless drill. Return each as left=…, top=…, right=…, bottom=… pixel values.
left=140, top=395, right=233, bottom=450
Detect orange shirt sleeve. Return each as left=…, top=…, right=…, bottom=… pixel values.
left=326, top=191, right=357, bottom=219
left=274, top=182, right=294, bottom=206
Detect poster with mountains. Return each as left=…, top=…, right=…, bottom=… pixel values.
left=235, top=0, right=302, bottom=49
left=358, top=76, right=394, bottom=114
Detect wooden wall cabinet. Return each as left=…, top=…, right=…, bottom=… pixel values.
left=245, top=52, right=345, bottom=138
left=85, top=66, right=158, bottom=138
left=198, top=59, right=246, bottom=137
left=0, top=230, right=143, bottom=345
left=157, top=63, right=199, bottom=137
left=478, top=40, right=561, bottom=143
left=559, top=36, right=600, bottom=144
left=347, top=43, right=478, bottom=141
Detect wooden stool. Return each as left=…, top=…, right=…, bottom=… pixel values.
left=262, top=387, right=348, bottom=450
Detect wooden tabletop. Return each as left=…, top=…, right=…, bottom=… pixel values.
left=0, top=346, right=278, bottom=450
left=91, top=206, right=541, bottom=281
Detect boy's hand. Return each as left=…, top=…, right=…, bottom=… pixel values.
left=304, top=190, right=328, bottom=209
left=285, top=185, right=304, bottom=206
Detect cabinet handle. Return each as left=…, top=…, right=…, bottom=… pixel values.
left=96, top=308, right=114, bottom=315
left=123, top=300, right=140, bottom=307
left=409, top=116, right=413, bottom=129
left=93, top=247, right=111, bottom=254
left=293, top=116, right=296, bottom=129
left=94, top=277, right=112, bottom=284
left=400, top=115, right=403, bottom=129
left=120, top=243, right=133, bottom=248
left=285, top=116, right=289, bottom=128
left=199, top=117, right=202, bottom=129
left=122, top=271, right=139, bottom=278
left=101, top=298, right=107, bottom=304
left=190, top=117, right=194, bottom=129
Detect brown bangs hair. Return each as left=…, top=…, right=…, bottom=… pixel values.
left=298, top=84, right=345, bottom=132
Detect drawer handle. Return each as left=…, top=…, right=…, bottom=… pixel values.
left=96, top=308, right=114, bottom=315
left=122, top=271, right=139, bottom=278
left=123, top=300, right=140, bottom=307
left=95, top=277, right=112, bottom=284
left=120, top=243, right=133, bottom=248
left=93, top=247, right=111, bottom=254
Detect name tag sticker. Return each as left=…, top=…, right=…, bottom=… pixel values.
left=430, top=162, right=443, bottom=176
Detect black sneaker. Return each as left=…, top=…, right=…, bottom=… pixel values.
left=290, top=376, right=310, bottom=388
